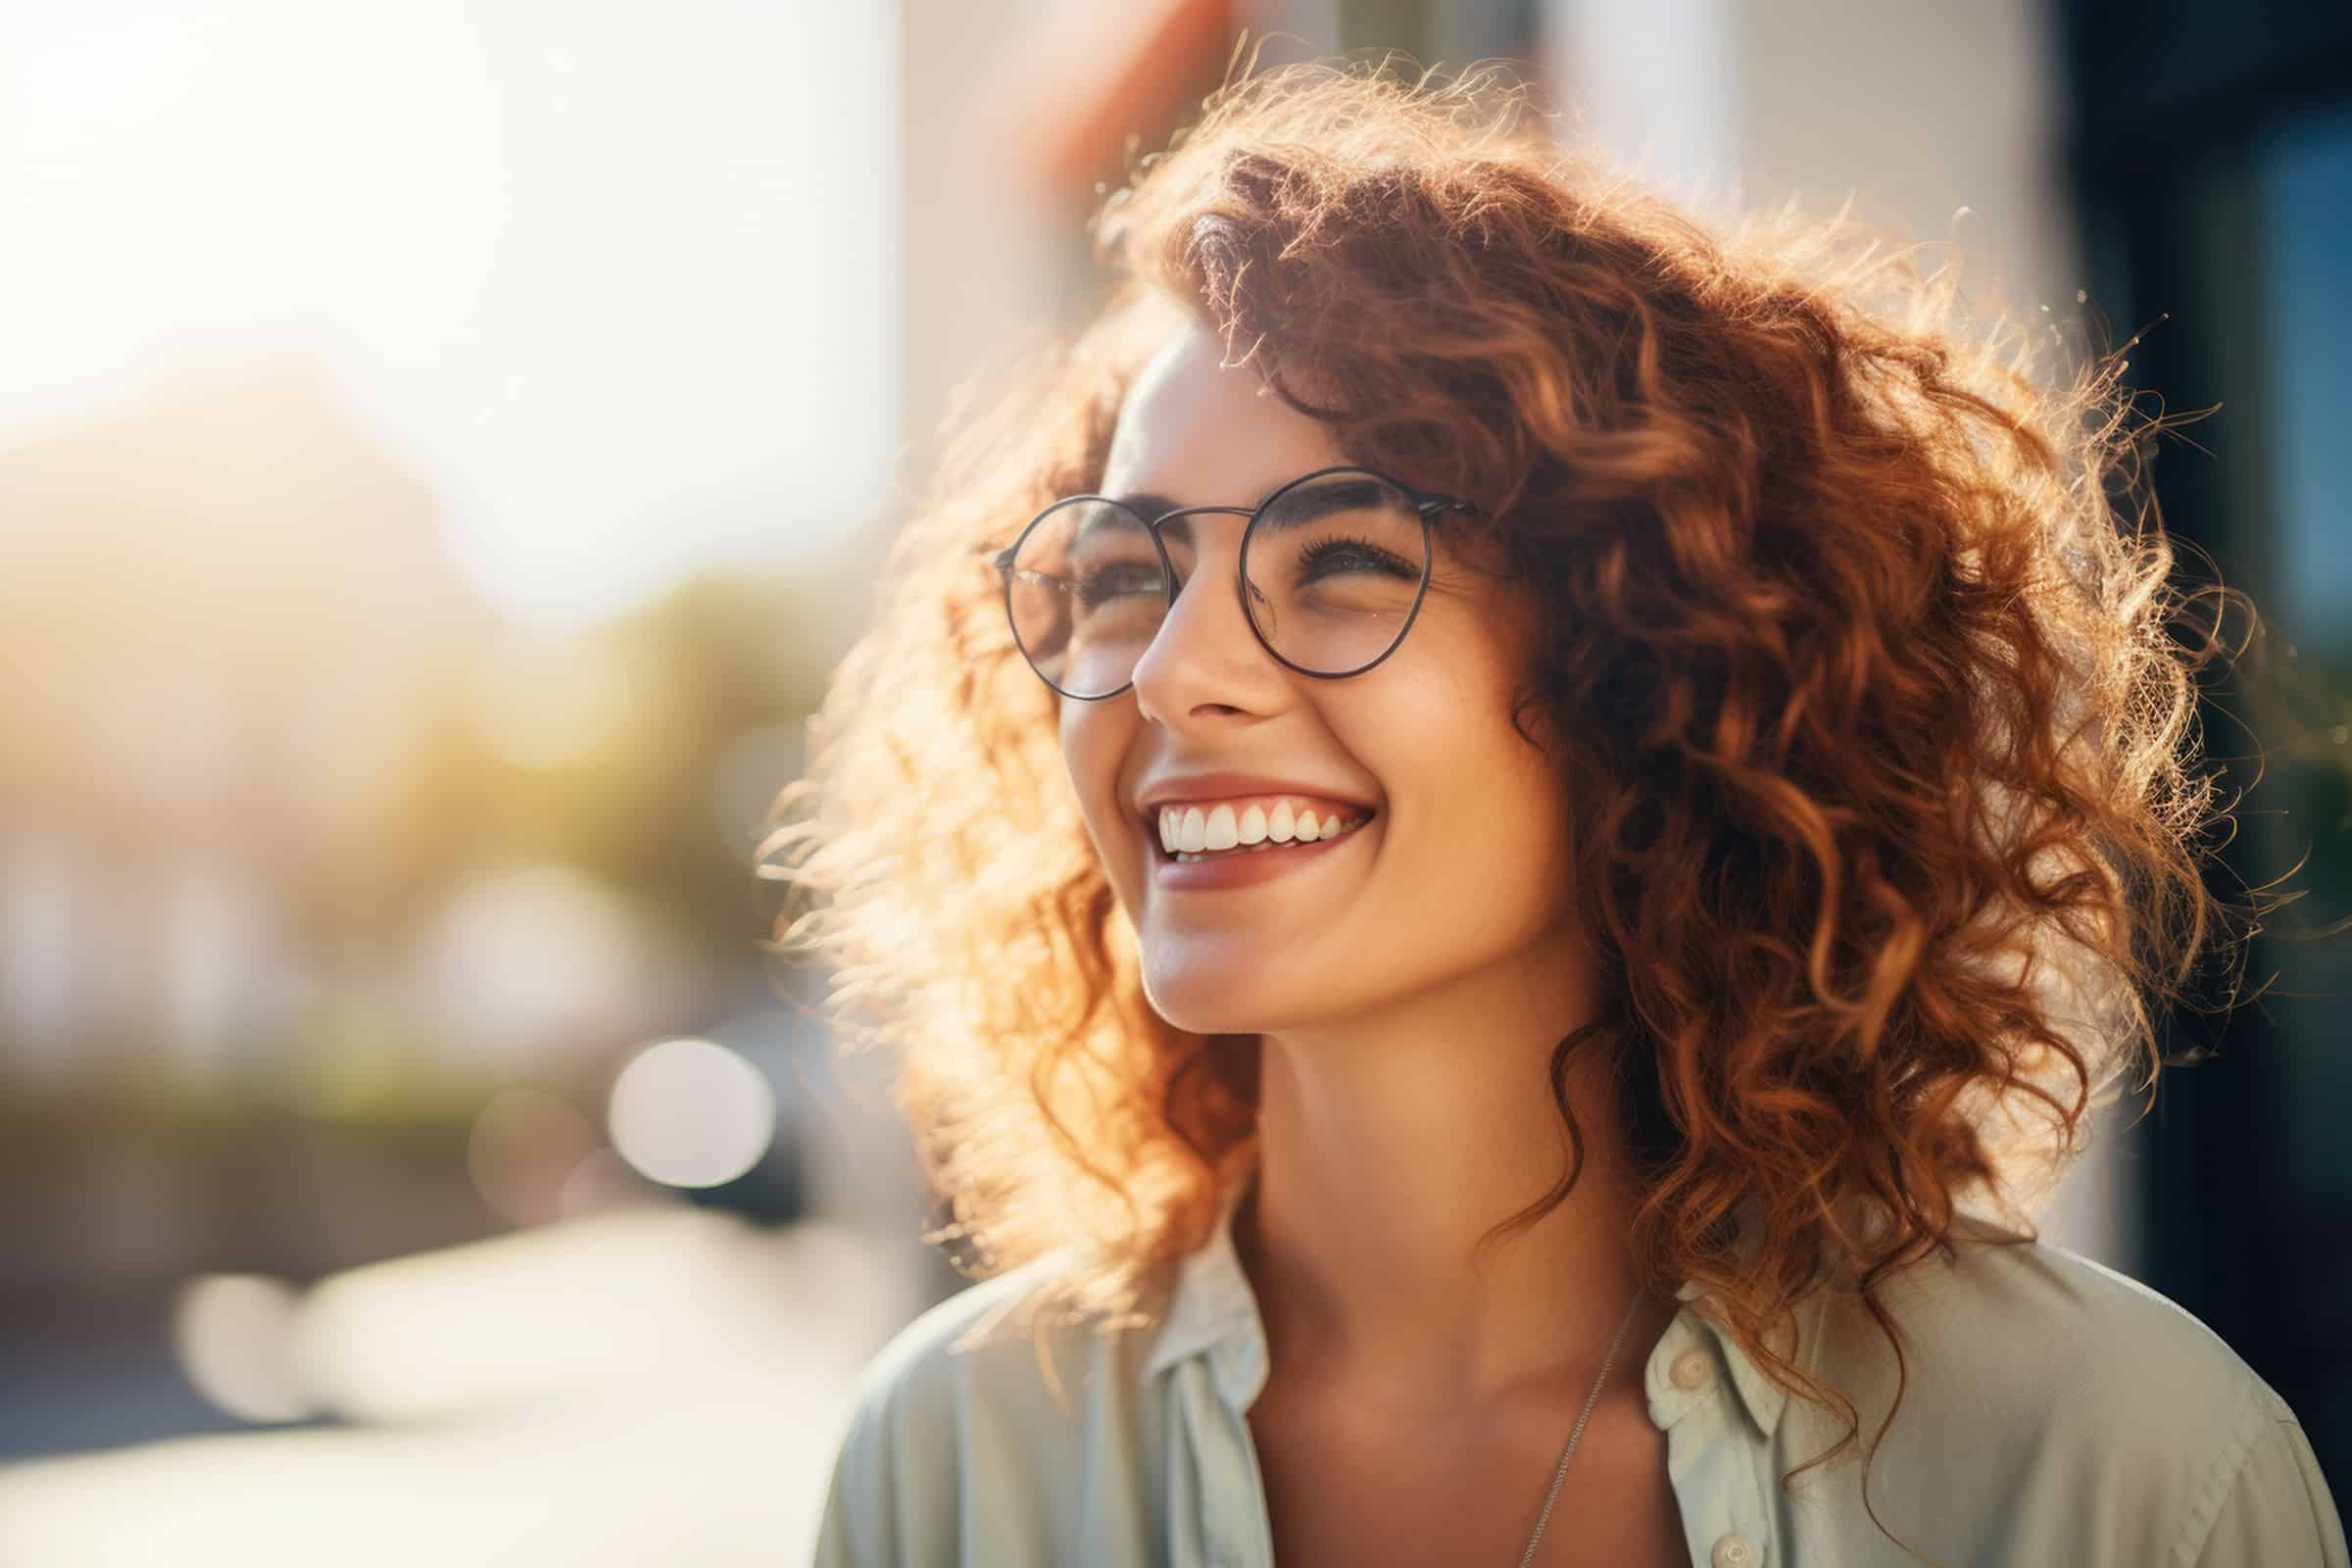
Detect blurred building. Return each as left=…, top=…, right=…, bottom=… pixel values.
left=0, top=367, right=482, bottom=1084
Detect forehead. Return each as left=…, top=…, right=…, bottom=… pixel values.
left=1101, top=319, right=1349, bottom=506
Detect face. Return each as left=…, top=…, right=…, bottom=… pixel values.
left=1058, top=318, right=1585, bottom=1039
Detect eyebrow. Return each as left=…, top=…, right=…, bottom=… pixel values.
left=1101, top=491, right=1186, bottom=545
left=1096, top=478, right=1380, bottom=548
left=1107, top=490, right=1185, bottom=519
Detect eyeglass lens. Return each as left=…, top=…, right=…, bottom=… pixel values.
left=1004, top=469, right=1431, bottom=699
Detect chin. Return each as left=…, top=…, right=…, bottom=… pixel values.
left=1140, top=966, right=1280, bottom=1038
left=1143, top=958, right=1360, bottom=1039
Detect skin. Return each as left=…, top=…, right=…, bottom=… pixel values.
left=1057, top=314, right=1689, bottom=1554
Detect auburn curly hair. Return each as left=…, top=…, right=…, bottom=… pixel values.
left=763, top=55, right=2275, bottom=1558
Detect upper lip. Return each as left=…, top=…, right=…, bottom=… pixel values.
left=1135, top=772, right=1379, bottom=819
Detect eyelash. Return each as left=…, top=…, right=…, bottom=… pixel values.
left=1298, top=532, right=1417, bottom=578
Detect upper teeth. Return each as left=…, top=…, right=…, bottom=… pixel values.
left=1153, top=799, right=1368, bottom=855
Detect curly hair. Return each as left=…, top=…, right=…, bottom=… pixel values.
left=763, top=55, right=2275, bottom=1559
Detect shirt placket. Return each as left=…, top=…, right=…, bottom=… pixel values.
left=1648, top=1316, right=1776, bottom=1567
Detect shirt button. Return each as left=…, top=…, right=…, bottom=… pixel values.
left=1670, top=1347, right=1714, bottom=1391
left=1710, top=1535, right=1758, bottom=1568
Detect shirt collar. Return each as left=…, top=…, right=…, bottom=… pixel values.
left=1144, top=1157, right=1795, bottom=1443
left=1144, top=1161, right=1272, bottom=1408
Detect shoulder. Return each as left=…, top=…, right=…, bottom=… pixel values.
left=1877, top=1216, right=2256, bottom=1398
left=1790, top=1216, right=2344, bottom=1563
left=813, top=1246, right=1158, bottom=1566
left=1886, top=1218, right=2275, bottom=1431
left=834, top=1244, right=1114, bottom=1449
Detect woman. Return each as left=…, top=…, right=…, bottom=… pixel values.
left=776, top=58, right=2348, bottom=1567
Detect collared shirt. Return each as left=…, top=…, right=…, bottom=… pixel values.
left=812, top=1162, right=2348, bottom=1565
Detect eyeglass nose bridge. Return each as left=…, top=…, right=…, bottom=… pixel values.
left=1089, top=504, right=1266, bottom=699
left=1136, top=502, right=1258, bottom=610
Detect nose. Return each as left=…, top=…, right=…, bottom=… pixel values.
left=1128, top=514, right=1285, bottom=722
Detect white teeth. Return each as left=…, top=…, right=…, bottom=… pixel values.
left=1151, top=797, right=1380, bottom=861
left=1168, top=812, right=1368, bottom=862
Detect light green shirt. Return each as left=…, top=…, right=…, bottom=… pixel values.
left=813, top=1167, right=2347, bottom=1566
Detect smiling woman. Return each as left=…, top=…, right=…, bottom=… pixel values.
left=764, top=56, right=2347, bottom=1568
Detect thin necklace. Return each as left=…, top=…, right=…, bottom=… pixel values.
left=1516, top=1291, right=1645, bottom=1567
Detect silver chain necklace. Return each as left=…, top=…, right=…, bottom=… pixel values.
left=1515, top=1292, right=1645, bottom=1567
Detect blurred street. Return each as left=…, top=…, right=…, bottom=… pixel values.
left=0, top=1205, right=912, bottom=1565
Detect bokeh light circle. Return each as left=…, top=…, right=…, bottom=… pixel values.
left=606, top=1036, right=775, bottom=1189
left=171, top=1272, right=316, bottom=1424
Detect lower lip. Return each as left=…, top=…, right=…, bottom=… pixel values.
left=1150, top=821, right=1372, bottom=890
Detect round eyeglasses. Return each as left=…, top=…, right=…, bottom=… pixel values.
left=994, top=465, right=1474, bottom=701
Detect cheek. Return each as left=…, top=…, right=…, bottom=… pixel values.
left=1059, top=699, right=1132, bottom=858
left=1056, top=694, right=1095, bottom=777
left=1339, top=645, right=1572, bottom=894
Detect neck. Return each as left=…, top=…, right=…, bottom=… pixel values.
left=1231, top=940, right=1678, bottom=1414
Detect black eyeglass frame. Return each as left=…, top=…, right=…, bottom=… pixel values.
left=991, top=464, right=1477, bottom=701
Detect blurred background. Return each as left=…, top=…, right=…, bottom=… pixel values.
left=0, top=1, right=2344, bottom=1561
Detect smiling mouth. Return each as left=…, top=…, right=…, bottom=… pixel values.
left=1152, top=812, right=1377, bottom=863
